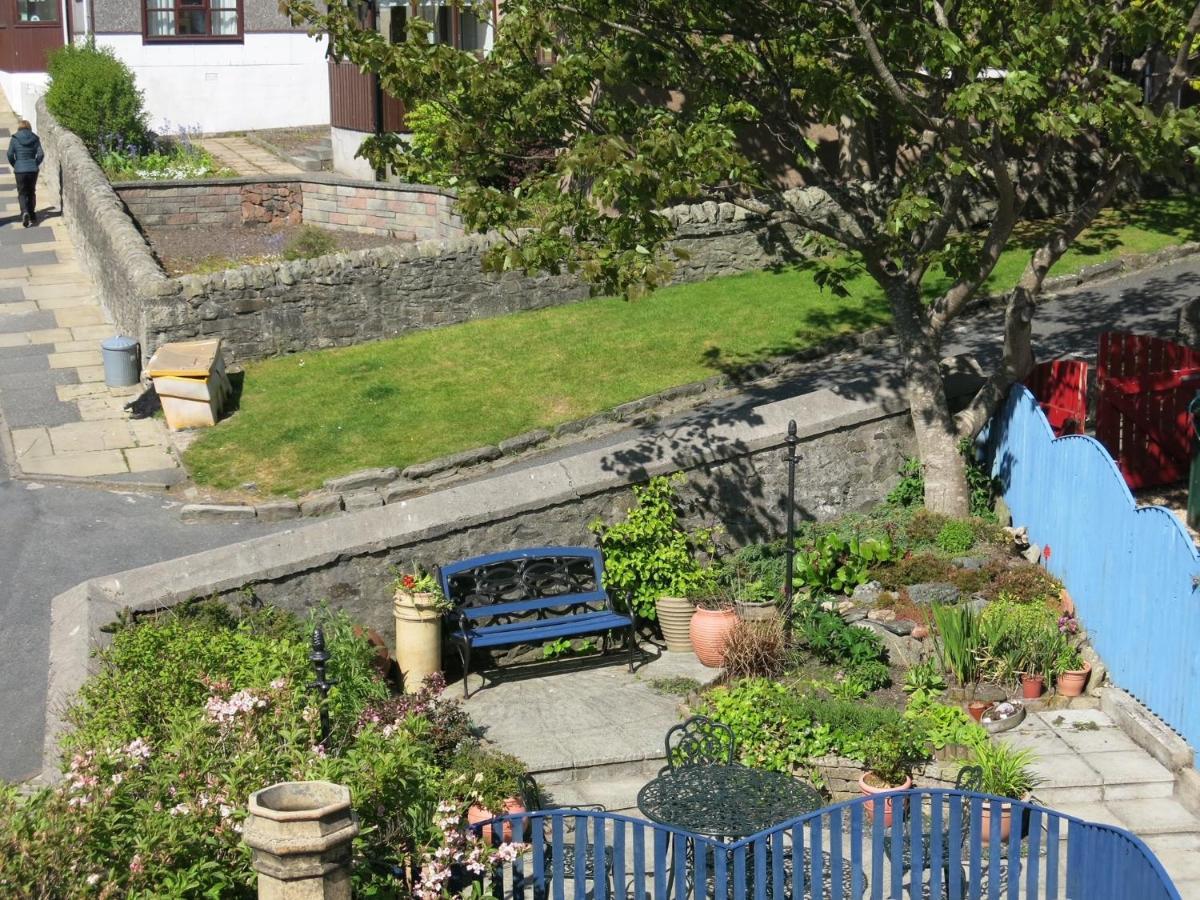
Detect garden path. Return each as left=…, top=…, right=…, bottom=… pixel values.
left=0, top=94, right=180, bottom=484
left=197, top=136, right=304, bottom=176
left=999, top=704, right=1200, bottom=895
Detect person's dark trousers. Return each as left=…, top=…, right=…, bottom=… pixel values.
left=15, top=171, right=37, bottom=223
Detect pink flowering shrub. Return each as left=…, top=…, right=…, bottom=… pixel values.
left=415, top=792, right=527, bottom=900
left=0, top=601, right=475, bottom=898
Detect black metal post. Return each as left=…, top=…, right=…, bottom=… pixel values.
left=309, top=627, right=337, bottom=747
left=782, top=419, right=799, bottom=630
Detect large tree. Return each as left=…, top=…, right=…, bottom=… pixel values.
left=293, top=0, right=1200, bottom=514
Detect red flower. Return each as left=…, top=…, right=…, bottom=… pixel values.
left=1043, top=545, right=1052, bottom=560
left=401, top=574, right=416, bottom=589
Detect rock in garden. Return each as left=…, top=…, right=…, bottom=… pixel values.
left=854, top=621, right=922, bottom=668
left=908, top=582, right=961, bottom=605
left=343, top=489, right=384, bottom=512
left=255, top=500, right=300, bottom=522
left=867, top=608, right=897, bottom=623
left=842, top=609, right=868, bottom=624
left=1021, top=543, right=1043, bottom=563
left=879, top=618, right=916, bottom=636
left=994, top=496, right=1013, bottom=527
left=953, top=556, right=986, bottom=570
left=300, top=492, right=343, bottom=517
left=967, top=594, right=989, bottom=615
left=911, top=625, right=929, bottom=640
left=498, top=429, right=551, bottom=455
left=852, top=580, right=883, bottom=604
left=323, top=467, right=400, bottom=492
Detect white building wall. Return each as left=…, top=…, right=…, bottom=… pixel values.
left=95, top=32, right=330, bottom=134
left=0, top=72, right=49, bottom=121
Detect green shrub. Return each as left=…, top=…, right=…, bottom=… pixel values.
left=936, top=520, right=976, bottom=554
left=448, top=744, right=527, bottom=812
left=863, top=721, right=925, bottom=785
left=903, top=694, right=985, bottom=751
left=871, top=551, right=955, bottom=591
left=904, top=508, right=948, bottom=546
left=590, top=474, right=715, bottom=620
left=46, top=41, right=147, bottom=153
left=886, top=457, right=924, bottom=508
left=795, top=607, right=890, bottom=689
left=794, top=533, right=893, bottom=596
left=983, top=563, right=1062, bottom=604
left=282, top=225, right=338, bottom=261
left=699, top=679, right=904, bottom=773
left=0, top=602, right=463, bottom=898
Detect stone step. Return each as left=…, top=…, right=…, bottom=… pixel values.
left=287, top=154, right=323, bottom=172
left=531, top=755, right=665, bottom=788
left=304, top=144, right=333, bottom=162
left=539, top=775, right=650, bottom=815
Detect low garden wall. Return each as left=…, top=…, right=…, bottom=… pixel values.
left=113, top=177, right=462, bottom=241
left=37, top=98, right=810, bottom=364
left=43, top=387, right=915, bottom=776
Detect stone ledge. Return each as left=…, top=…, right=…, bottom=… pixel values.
left=1102, top=687, right=1194, bottom=772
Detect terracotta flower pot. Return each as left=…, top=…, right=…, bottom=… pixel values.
left=967, top=700, right=991, bottom=722
left=1059, top=588, right=1075, bottom=617
left=980, top=801, right=1016, bottom=844
left=690, top=607, right=737, bottom=667
left=1021, top=674, right=1044, bottom=699
left=467, top=796, right=526, bottom=843
left=656, top=596, right=696, bottom=653
left=858, top=773, right=912, bottom=827
left=1056, top=661, right=1091, bottom=698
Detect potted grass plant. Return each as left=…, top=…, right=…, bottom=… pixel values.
left=966, top=741, right=1040, bottom=843
left=931, top=603, right=987, bottom=720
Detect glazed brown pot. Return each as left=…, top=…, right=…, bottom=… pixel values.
left=859, top=773, right=912, bottom=827
left=467, top=796, right=526, bottom=843
left=690, top=607, right=738, bottom=667
left=1056, top=661, right=1092, bottom=698
left=1021, top=674, right=1045, bottom=699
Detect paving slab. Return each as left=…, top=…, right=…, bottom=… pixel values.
left=1109, top=798, right=1200, bottom=836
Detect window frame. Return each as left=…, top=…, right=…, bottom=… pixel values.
left=141, top=0, right=244, bottom=44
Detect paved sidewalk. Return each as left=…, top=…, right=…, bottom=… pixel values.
left=198, top=136, right=304, bottom=176
left=998, top=706, right=1200, bottom=895
left=0, top=98, right=179, bottom=482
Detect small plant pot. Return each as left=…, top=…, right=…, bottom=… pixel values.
left=980, top=801, right=1018, bottom=844
left=656, top=596, right=696, bottom=653
left=1021, top=674, right=1045, bottom=699
left=967, top=700, right=991, bottom=722
left=735, top=600, right=778, bottom=623
left=393, top=590, right=443, bottom=694
left=859, top=773, right=912, bottom=827
left=690, top=607, right=738, bottom=667
left=1059, top=588, right=1075, bottom=617
left=467, top=796, right=526, bottom=843
left=1056, top=661, right=1091, bottom=698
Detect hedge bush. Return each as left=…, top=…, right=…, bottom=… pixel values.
left=46, top=41, right=147, bottom=153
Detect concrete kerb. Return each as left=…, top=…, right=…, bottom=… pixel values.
left=1101, top=687, right=1195, bottom=773
left=41, top=387, right=910, bottom=779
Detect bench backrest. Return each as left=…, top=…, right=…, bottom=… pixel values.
left=437, top=547, right=612, bottom=621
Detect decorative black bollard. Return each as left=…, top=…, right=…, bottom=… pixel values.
left=782, top=419, right=799, bottom=631
left=309, top=627, right=337, bottom=747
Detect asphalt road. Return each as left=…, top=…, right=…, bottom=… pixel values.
left=2, top=255, right=1197, bottom=783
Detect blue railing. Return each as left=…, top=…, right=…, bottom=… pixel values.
left=476, top=790, right=1179, bottom=900
left=986, top=386, right=1200, bottom=763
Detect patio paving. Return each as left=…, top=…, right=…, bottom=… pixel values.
left=197, top=136, right=304, bottom=176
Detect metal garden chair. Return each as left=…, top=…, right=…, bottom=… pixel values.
left=662, top=715, right=737, bottom=774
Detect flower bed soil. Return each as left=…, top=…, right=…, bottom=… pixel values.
left=143, top=224, right=397, bottom=276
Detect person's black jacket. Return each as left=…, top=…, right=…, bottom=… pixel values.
left=7, top=130, right=43, bottom=175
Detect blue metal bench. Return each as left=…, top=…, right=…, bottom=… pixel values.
left=437, top=546, right=636, bottom=697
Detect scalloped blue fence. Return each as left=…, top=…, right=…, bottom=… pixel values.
left=475, top=791, right=1179, bottom=900
left=988, top=385, right=1200, bottom=762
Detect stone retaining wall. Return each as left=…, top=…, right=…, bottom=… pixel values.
left=813, top=755, right=958, bottom=802
left=113, top=177, right=462, bottom=240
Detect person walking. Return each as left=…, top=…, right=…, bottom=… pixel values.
left=7, top=119, right=43, bottom=227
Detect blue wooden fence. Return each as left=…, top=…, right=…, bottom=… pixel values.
left=476, top=790, right=1179, bottom=900
left=987, top=386, right=1200, bottom=762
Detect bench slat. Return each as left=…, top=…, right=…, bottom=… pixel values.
left=452, top=611, right=633, bottom=649
left=457, top=590, right=609, bottom=620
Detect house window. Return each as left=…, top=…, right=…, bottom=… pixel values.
left=17, top=0, right=58, bottom=22
left=144, top=0, right=241, bottom=40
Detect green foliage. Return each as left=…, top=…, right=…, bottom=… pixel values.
left=903, top=695, right=986, bottom=751
left=649, top=676, right=701, bottom=697
left=700, top=679, right=905, bottom=773
left=936, top=520, right=976, bottom=554
left=863, top=721, right=925, bottom=786
left=931, top=603, right=982, bottom=693
left=902, top=660, right=947, bottom=702
left=904, top=509, right=949, bottom=547
left=794, top=533, right=893, bottom=596
left=984, top=564, right=1062, bottom=605
left=46, top=41, right=147, bottom=153
left=979, top=594, right=1066, bottom=681
left=0, top=602, right=475, bottom=898
left=99, top=135, right=227, bottom=182
left=871, top=551, right=955, bottom=592
left=795, top=607, right=891, bottom=690
left=968, top=741, right=1041, bottom=799
left=447, top=744, right=527, bottom=813
left=887, top=457, right=925, bottom=508
left=959, top=439, right=1002, bottom=519
left=283, top=225, right=338, bottom=261
left=590, top=474, right=715, bottom=620
left=541, top=636, right=596, bottom=659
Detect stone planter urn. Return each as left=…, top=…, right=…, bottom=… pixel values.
left=655, top=596, right=696, bottom=653
left=735, top=600, right=779, bottom=623
left=243, top=781, right=360, bottom=900
left=394, top=590, right=443, bottom=693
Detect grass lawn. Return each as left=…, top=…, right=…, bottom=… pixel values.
left=185, top=196, right=1200, bottom=495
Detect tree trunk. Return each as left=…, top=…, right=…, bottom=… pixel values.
left=955, top=281, right=1037, bottom=439
left=888, top=282, right=971, bottom=516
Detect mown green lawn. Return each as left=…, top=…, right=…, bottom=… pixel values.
left=185, top=196, right=1200, bottom=495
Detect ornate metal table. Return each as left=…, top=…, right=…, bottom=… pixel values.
left=637, top=764, right=823, bottom=839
